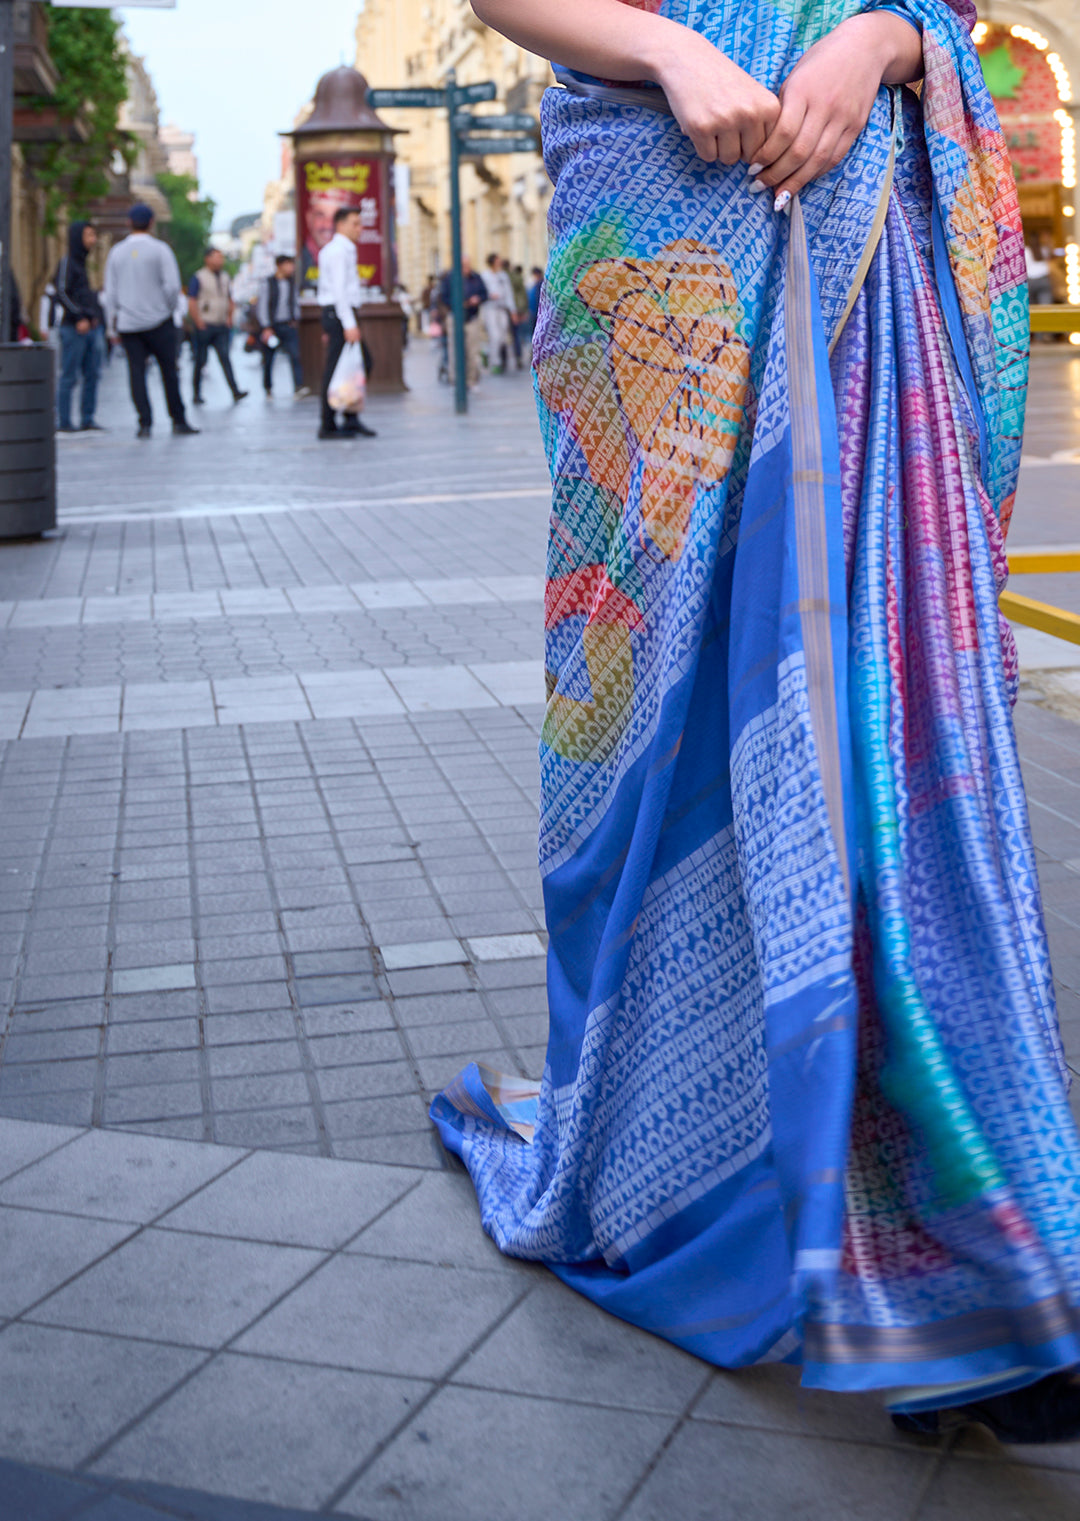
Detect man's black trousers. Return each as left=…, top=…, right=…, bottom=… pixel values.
left=193, top=324, right=242, bottom=400
left=120, top=320, right=188, bottom=429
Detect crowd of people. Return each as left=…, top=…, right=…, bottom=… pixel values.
left=46, top=201, right=541, bottom=440
left=423, top=254, right=542, bottom=388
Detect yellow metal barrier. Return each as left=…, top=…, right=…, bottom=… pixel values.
left=1003, top=547, right=1080, bottom=646
left=1030, top=305, right=1080, bottom=334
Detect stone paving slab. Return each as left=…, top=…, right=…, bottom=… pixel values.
left=2, top=1114, right=1079, bottom=1521
left=2, top=338, right=1080, bottom=1517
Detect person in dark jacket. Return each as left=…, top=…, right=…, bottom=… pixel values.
left=55, top=221, right=105, bottom=433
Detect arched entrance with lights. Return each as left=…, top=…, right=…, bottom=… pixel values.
left=972, top=16, right=1080, bottom=327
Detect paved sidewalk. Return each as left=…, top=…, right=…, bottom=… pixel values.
left=0, top=341, right=1079, bottom=1518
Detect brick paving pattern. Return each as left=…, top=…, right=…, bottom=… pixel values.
left=1, top=342, right=1079, bottom=1519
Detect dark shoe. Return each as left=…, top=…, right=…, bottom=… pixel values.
left=318, top=426, right=345, bottom=440
left=80, top=421, right=106, bottom=432
left=137, top=424, right=152, bottom=439
left=892, top=1370, right=1080, bottom=1445
left=192, top=395, right=205, bottom=405
left=172, top=421, right=200, bottom=436
left=264, top=388, right=273, bottom=398
left=57, top=424, right=79, bottom=434
left=342, top=418, right=377, bottom=437
left=232, top=390, right=249, bottom=402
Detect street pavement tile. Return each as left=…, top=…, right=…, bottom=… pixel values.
left=295, top=974, right=381, bottom=1007
left=106, top=1019, right=201, bottom=1055
left=379, top=940, right=466, bottom=972
left=918, top=1454, right=1080, bottom=1519
left=204, top=1012, right=299, bottom=1046
left=0, top=1323, right=203, bottom=1468
left=91, top=1355, right=429, bottom=1512
left=157, top=1149, right=416, bottom=1249
left=211, top=1073, right=312, bottom=1113
left=0, top=1117, right=80, bottom=1182
left=0, top=1207, right=135, bottom=1318
left=333, top=1132, right=446, bottom=1170
left=234, top=1253, right=527, bottom=1378
left=0, top=1129, right=242, bottom=1223
left=347, top=1171, right=530, bottom=1276
left=30, top=1227, right=324, bottom=1348
left=0, top=1457, right=103, bottom=1521
left=321, top=1095, right=431, bottom=1142
left=103, top=1083, right=205, bottom=1125
left=112, top=965, right=197, bottom=996
left=452, top=1275, right=708, bottom=1414
left=212, top=1107, right=320, bottom=1151
left=690, top=1363, right=924, bottom=1444
left=620, top=1423, right=932, bottom=1521
left=0, top=1091, right=95, bottom=1126
left=313, top=1062, right=419, bottom=1104
left=338, top=1385, right=672, bottom=1521
left=206, top=1042, right=307, bottom=1079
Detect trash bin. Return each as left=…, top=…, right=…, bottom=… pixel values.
left=0, top=342, right=57, bottom=538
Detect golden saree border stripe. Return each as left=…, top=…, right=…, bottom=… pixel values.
left=786, top=197, right=851, bottom=898
left=805, top=1294, right=1080, bottom=1365
left=827, top=108, right=898, bottom=359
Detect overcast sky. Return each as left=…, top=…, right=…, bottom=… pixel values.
left=123, top=0, right=363, bottom=230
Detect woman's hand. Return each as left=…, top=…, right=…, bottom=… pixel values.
left=750, top=12, right=923, bottom=206
left=657, top=30, right=781, bottom=165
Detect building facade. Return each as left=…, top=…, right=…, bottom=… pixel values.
left=160, top=122, right=199, bottom=183
left=354, top=0, right=553, bottom=297
left=353, top=0, right=1080, bottom=304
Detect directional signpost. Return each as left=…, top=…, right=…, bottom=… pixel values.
left=368, top=74, right=538, bottom=414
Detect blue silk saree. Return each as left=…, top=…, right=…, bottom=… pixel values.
left=432, top=0, right=1080, bottom=1399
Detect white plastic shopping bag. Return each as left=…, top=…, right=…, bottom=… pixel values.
left=327, top=341, right=366, bottom=414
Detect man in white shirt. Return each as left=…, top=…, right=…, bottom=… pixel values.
left=316, top=207, right=375, bottom=440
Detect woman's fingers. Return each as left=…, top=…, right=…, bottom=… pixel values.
left=714, top=127, right=745, bottom=166
left=752, top=90, right=807, bottom=175
left=769, top=124, right=849, bottom=200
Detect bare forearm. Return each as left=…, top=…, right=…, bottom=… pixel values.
left=470, top=0, right=694, bottom=84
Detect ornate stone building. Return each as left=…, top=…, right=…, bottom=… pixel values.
left=353, top=0, right=1080, bottom=303
left=353, top=0, right=553, bottom=296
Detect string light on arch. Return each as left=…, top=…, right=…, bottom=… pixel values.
left=1010, top=23, right=1050, bottom=50
left=972, top=19, right=989, bottom=43
left=1055, top=108, right=1077, bottom=188
left=1065, top=241, right=1080, bottom=305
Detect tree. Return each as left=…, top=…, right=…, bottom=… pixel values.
left=156, top=173, right=216, bottom=286
left=31, top=9, right=133, bottom=230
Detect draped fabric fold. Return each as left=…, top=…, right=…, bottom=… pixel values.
left=432, top=0, right=1080, bottom=1395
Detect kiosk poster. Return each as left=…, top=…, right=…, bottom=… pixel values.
left=298, top=157, right=384, bottom=296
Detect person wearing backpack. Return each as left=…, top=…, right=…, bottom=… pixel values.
left=55, top=221, right=105, bottom=434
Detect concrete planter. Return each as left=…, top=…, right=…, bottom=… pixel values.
left=0, top=342, right=56, bottom=539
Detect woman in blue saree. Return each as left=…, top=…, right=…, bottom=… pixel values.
left=432, top=0, right=1080, bottom=1436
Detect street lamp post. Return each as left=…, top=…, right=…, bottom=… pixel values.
left=445, top=70, right=468, bottom=416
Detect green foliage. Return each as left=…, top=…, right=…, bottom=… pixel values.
left=32, top=9, right=133, bottom=231
left=981, top=43, right=1026, bottom=100
left=156, top=173, right=217, bottom=286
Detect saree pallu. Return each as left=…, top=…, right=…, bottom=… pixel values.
left=432, top=0, right=1080, bottom=1396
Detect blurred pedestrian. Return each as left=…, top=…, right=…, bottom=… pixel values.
left=509, top=263, right=528, bottom=368
left=104, top=204, right=199, bottom=439
left=438, top=259, right=486, bottom=388
left=317, top=206, right=375, bottom=439
left=481, top=253, right=514, bottom=373
left=189, top=248, right=247, bottom=406
left=54, top=221, right=105, bottom=433
left=527, top=266, right=543, bottom=335
left=258, top=254, right=307, bottom=397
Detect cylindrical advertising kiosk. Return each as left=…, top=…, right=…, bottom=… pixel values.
left=286, top=67, right=406, bottom=393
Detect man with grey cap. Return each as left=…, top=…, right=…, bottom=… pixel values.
left=103, top=203, right=199, bottom=439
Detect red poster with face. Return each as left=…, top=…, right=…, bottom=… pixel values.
left=297, top=156, right=384, bottom=297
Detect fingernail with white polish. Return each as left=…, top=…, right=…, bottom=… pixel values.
left=748, top=178, right=769, bottom=194
left=773, top=190, right=791, bottom=214
left=747, top=162, right=764, bottom=176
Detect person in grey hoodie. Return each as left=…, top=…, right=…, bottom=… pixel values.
left=103, top=204, right=199, bottom=439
